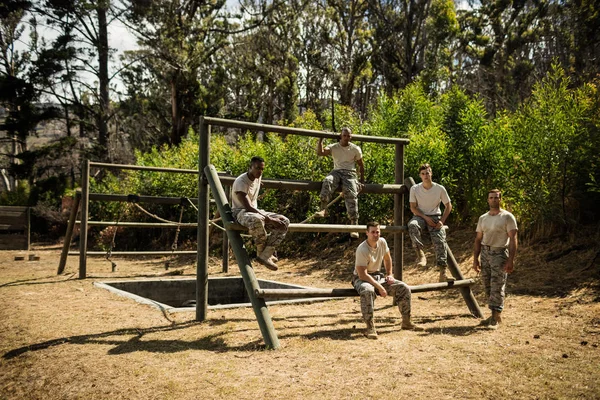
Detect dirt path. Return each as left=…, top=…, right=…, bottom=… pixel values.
left=1, top=233, right=599, bottom=399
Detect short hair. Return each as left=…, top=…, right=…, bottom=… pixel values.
left=341, top=127, right=352, bottom=135
left=250, top=156, right=264, bottom=165
left=366, top=221, right=380, bottom=231
left=488, top=189, right=502, bottom=198
left=419, top=163, right=431, bottom=173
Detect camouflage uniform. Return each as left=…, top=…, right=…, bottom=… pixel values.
left=234, top=210, right=289, bottom=250
left=352, top=272, right=412, bottom=321
left=408, top=215, right=447, bottom=266
left=480, top=247, right=508, bottom=311
left=320, top=169, right=359, bottom=220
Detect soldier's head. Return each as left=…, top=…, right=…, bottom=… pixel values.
left=365, top=221, right=381, bottom=241
left=248, top=156, right=265, bottom=179
left=339, top=127, right=352, bottom=146
left=487, top=189, right=501, bottom=209
left=418, top=163, right=432, bottom=183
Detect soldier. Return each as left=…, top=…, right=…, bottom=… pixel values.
left=473, top=189, right=518, bottom=329
left=232, top=156, right=289, bottom=271
left=408, top=163, right=454, bottom=282
left=315, top=127, right=365, bottom=238
left=352, top=221, right=421, bottom=339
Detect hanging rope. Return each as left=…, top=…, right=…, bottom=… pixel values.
left=106, top=202, right=128, bottom=271
left=300, top=193, right=344, bottom=224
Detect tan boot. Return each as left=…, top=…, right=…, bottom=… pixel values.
left=350, top=219, right=359, bottom=239
left=416, top=248, right=427, bottom=267
left=314, top=200, right=329, bottom=218
left=478, top=315, right=494, bottom=326
left=364, top=318, right=378, bottom=339
left=438, top=267, right=455, bottom=282
left=401, top=315, right=423, bottom=331
left=487, top=310, right=502, bottom=330
left=256, top=246, right=278, bottom=271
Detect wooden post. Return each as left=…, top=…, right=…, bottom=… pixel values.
left=446, top=245, right=484, bottom=318
left=196, top=117, right=210, bottom=322
left=57, top=190, right=81, bottom=274
left=204, top=164, right=280, bottom=349
left=393, top=143, right=404, bottom=280
left=79, top=160, right=90, bottom=279
left=222, top=186, right=230, bottom=273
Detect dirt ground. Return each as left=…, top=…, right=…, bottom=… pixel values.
left=1, top=230, right=599, bottom=400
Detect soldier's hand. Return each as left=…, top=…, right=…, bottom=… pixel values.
left=473, top=260, right=481, bottom=274
left=504, top=259, right=514, bottom=274
left=377, top=286, right=388, bottom=298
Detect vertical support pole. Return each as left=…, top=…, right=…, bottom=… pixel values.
left=393, top=143, right=404, bottom=281
left=222, top=186, right=230, bottom=273
left=196, top=118, right=210, bottom=321
left=26, top=206, right=31, bottom=251
left=79, top=160, right=90, bottom=279
left=446, top=245, right=484, bottom=318
left=204, top=164, right=280, bottom=349
left=58, top=190, right=82, bottom=274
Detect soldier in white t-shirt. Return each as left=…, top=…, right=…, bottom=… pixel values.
left=352, top=222, right=421, bottom=339
left=408, top=163, right=453, bottom=282
left=473, top=189, right=518, bottom=329
left=315, top=127, right=365, bottom=238
left=232, top=157, right=289, bottom=271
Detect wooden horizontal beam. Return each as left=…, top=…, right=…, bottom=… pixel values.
left=226, top=223, right=407, bottom=233
left=88, top=193, right=200, bottom=205
left=68, top=251, right=197, bottom=256
left=80, top=221, right=198, bottom=228
left=255, top=279, right=475, bottom=299
left=217, top=174, right=407, bottom=194
left=203, top=116, right=410, bottom=145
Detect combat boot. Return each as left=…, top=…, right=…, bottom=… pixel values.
left=416, top=248, right=427, bottom=267
left=350, top=219, right=359, bottom=239
left=364, top=318, right=378, bottom=339
left=256, top=246, right=278, bottom=271
left=313, top=200, right=329, bottom=218
left=478, top=315, right=494, bottom=326
left=401, top=315, right=422, bottom=331
left=438, top=266, right=455, bottom=282
left=488, top=310, right=502, bottom=330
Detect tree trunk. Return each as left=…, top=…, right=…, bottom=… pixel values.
left=97, top=1, right=110, bottom=159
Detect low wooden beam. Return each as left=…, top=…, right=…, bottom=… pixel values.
left=255, top=279, right=475, bottom=299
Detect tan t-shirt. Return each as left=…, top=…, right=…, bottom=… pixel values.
left=231, top=172, right=261, bottom=212
left=476, top=209, right=518, bottom=248
left=409, top=182, right=451, bottom=215
left=326, top=142, right=362, bottom=171
left=354, top=237, right=389, bottom=275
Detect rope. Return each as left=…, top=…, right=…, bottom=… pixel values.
left=300, top=192, right=344, bottom=224
left=106, top=203, right=127, bottom=271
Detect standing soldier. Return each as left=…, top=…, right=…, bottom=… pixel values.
left=315, top=127, right=365, bottom=238
left=473, top=189, right=518, bottom=329
left=232, top=156, right=290, bottom=271
left=408, top=163, right=454, bottom=282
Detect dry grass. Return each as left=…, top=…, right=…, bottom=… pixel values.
left=1, top=230, right=599, bottom=400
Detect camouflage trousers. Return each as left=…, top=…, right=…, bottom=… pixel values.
left=480, top=247, right=508, bottom=311
left=352, top=273, right=412, bottom=321
left=408, top=215, right=447, bottom=266
left=233, top=209, right=289, bottom=250
left=320, top=169, right=359, bottom=221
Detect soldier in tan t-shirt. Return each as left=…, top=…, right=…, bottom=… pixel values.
left=473, top=189, right=518, bottom=329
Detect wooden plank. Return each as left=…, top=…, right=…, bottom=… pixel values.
left=0, top=234, right=28, bottom=250
left=255, top=279, right=476, bottom=299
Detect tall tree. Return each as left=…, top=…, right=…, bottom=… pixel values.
left=122, top=0, right=235, bottom=145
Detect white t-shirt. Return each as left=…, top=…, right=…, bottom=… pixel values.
left=409, top=182, right=451, bottom=215
left=326, top=142, right=362, bottom=171
left=231, top=172, right=261, bottom=211
left=354, top=237, right=389, bottom=275
left=476, top=209, right=518, bottom=248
